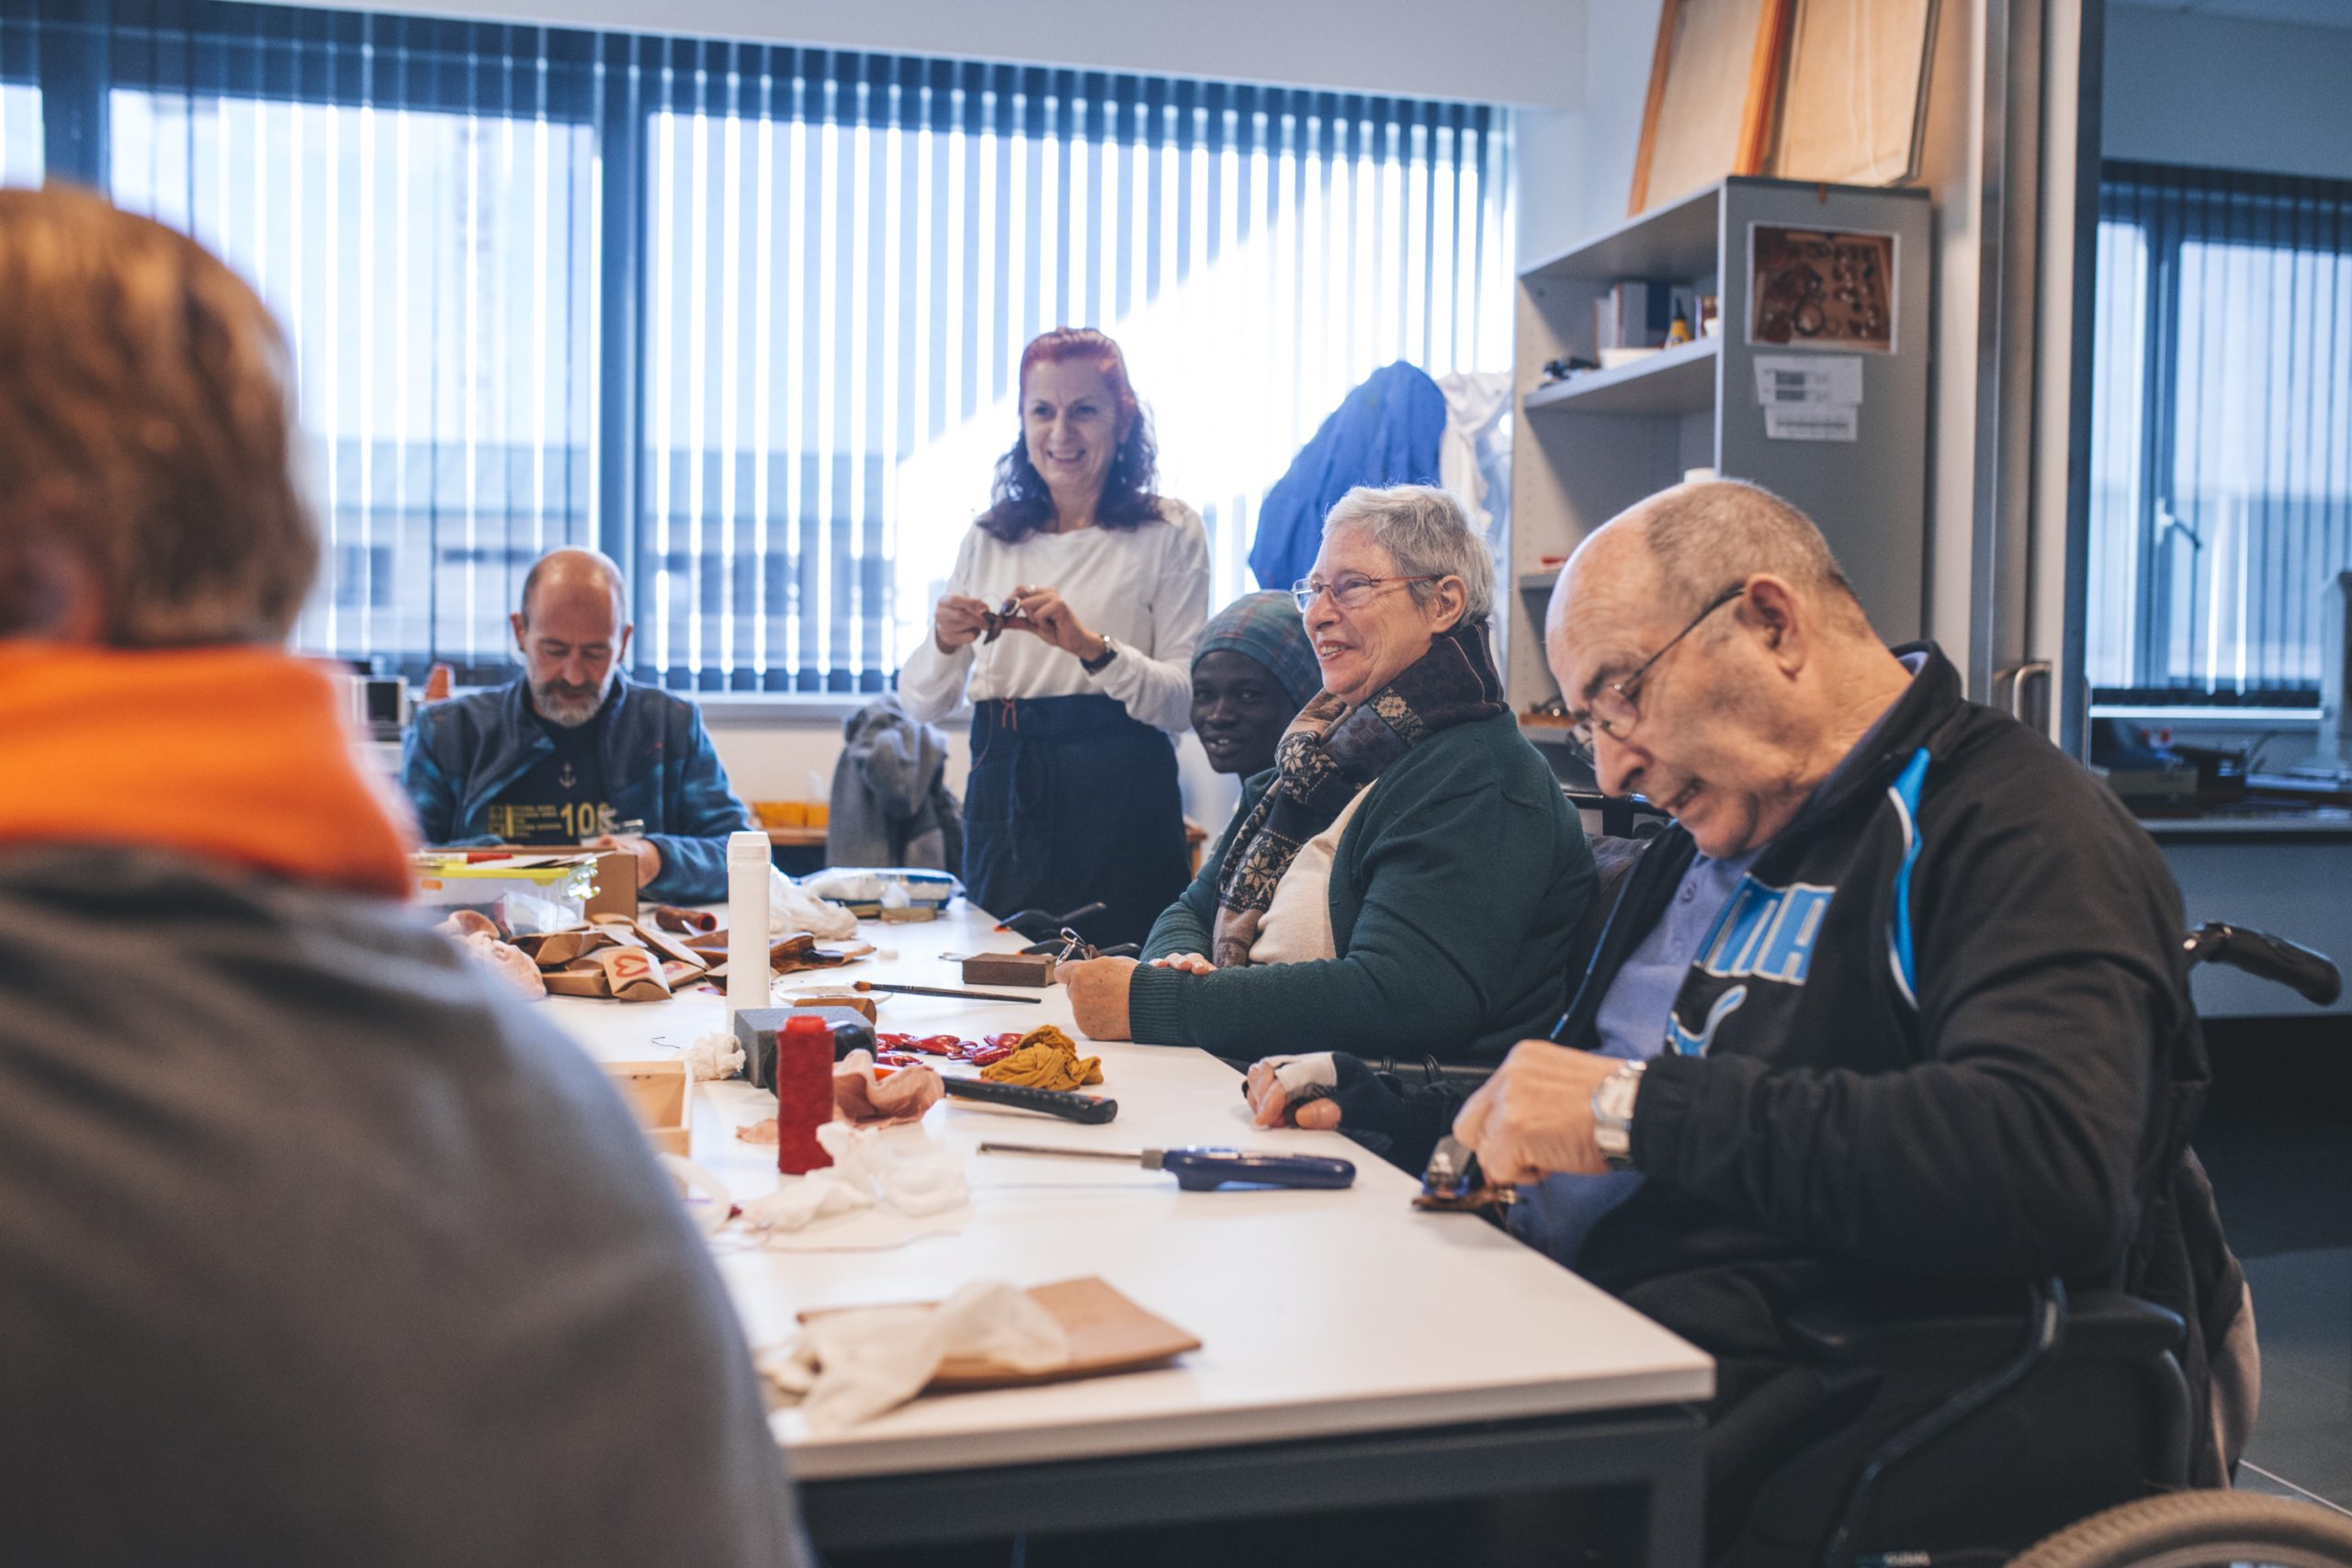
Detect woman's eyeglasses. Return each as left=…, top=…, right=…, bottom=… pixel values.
left=1289, top=573, right=1446, bottom=614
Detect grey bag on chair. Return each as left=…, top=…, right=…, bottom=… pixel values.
left=826, top=694, right=962, bottom=874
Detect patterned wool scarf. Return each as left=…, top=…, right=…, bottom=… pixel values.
left=1210, top=621, right=1504, bottom=966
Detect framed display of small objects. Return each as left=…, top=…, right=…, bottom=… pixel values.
left=1747, top=223, right=1896, bottom=353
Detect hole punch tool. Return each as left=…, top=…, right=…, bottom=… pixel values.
left=1413, top=1134, right=1516, bottom=1214
left=978, top=1142, right=1355, bottom=1191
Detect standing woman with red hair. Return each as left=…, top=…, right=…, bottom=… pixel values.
left=899, top=329, right=1207, bottom=947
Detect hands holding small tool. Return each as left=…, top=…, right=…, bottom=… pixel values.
left=1452, top=1041, right=1619, bottom=1182
left=1233, top=1039, right=1621, bottom=1184
left=933, top=586, right=1106, bottom=664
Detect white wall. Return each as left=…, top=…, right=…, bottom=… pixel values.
left=273, top=0, right=1589, bottom=109
left=2104, top=7, right=2352, bottom=179
left=1514, top=1, right=1662, bottom=270
left=1513, top=0, right=1992, bottom=671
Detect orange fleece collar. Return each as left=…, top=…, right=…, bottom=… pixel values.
left=0, top=644, right=414, bottom=899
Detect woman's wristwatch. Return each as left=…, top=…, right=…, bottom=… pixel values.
left=1080, top=636, right=1120, bottom=674
left=1590, top=1059, right=1647, bottom=1169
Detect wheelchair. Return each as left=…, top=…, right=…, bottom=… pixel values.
left=1725, top=921, right=2352, bottom=1568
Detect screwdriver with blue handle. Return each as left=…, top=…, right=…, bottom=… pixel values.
left=978, top=1142, right=1355, bottom=1191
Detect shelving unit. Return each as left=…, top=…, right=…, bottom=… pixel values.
left=1501, top=176, right=1933, bottom=757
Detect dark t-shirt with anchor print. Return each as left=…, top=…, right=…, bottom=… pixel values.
left=483, top=701, right=614, bottom=844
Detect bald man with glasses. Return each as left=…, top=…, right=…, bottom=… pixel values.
left=1241, top=479, right=2249, bottom=1560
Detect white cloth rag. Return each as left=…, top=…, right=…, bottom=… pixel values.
left=680, top=1031, right=744, bottom=1081
left=736, top=1121, right=968, bottom=1235
left=769, top=866, right=859, bottom=940
left=758, top=1279, right=1070, bottom=1430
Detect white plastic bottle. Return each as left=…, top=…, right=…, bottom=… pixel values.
left=727, top=830, right=772, bottom=1028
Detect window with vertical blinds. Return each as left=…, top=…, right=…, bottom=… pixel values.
left=7, top=2, right=1513, bottom=695
left=2089, top=161, right=2352, bottom=705
left=1, top=7, right=45, bottom=182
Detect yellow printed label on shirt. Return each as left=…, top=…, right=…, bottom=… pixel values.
left=486, top=801, right=616, bottom=844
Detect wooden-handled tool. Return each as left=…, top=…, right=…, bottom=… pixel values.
left=851, top=980, right=1043, bottom=1004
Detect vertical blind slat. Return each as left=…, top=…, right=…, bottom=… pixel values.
left=6, top=5, right=1513, bottom=693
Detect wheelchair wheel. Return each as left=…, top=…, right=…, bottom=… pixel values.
left=2009, top=1491, right=2352, bottom=1568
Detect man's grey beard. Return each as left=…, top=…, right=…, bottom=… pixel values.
left=534, top=681, right=607, bottom=728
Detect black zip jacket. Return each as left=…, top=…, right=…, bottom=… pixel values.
left=1350, top=644, right=2241, bottom=1481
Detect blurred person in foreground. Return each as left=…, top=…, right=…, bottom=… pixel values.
left=0, top=186, right=805, bottom=1567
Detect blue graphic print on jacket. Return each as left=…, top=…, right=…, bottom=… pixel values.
left=401, top=672, right=753, bottom=904
left=1666, top=875, right=1833, bottom=1054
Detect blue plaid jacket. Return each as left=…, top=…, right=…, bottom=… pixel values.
left=401, top=673, right=753, bottom=904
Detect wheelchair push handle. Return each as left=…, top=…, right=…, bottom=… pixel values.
left=2183, top=920, right=2343, bottom=1007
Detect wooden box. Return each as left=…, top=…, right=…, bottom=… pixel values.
left=601, top=1059, right=691, bottom=1157
left=962, top=952, right=1057, bottom=988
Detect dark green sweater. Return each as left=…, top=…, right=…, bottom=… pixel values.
left=1131, top=712, right=1595, bottom=1063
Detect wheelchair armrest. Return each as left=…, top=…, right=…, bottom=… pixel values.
left=1786, top=1286, right=2186, bottom=1370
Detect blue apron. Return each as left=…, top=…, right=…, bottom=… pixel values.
left=963, top=694, right=1190, bottom=949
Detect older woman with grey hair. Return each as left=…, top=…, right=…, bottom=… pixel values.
left=1058, top=483, right=1597, bottom=1065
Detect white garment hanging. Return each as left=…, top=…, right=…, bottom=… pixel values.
left=1434, top=369, right=1513, bottom=536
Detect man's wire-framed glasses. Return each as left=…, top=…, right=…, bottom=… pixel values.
left=1566, top=582, right=1747, bottom=751
left=1289, top=573, right=1447, bottom=614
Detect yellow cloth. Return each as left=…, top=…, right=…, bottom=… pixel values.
left=979, top=1025, right=1103, bottom=1091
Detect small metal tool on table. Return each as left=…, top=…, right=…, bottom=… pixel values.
left=979, top=1142, right=1355, bottom=1191
left=1413, top=1134, right=1515, bottom=1214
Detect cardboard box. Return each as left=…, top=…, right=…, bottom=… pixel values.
left=601, top=1059, right=691, bottom=1156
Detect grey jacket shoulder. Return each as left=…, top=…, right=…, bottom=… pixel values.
left=0, top=846, right=806, bottom=1567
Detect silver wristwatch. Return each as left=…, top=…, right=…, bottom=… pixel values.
left=1591, top=1059, right=1647, bottom=1169
left=1080, top=635, right=1120, bottom=674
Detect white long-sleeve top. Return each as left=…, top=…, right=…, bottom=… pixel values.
left=897, top=501, right=1210, bottom=736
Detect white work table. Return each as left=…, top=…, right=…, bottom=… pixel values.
left=545, top=903, right=1713, bottom=1562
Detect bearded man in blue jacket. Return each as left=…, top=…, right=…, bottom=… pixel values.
left=402, top=547, right=754, bottom=903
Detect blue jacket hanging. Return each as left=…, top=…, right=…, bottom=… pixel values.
left=1249, top=361, right=1450, bottom=592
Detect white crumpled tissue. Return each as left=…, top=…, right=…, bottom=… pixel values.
left=736, top=1121, right=968, bottom=1236
left=758, top=1279, right=1070, bottom=1430
left=768, top=866, right=858, bottom=941
left=679, top=1031, right=745, bottom=1081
